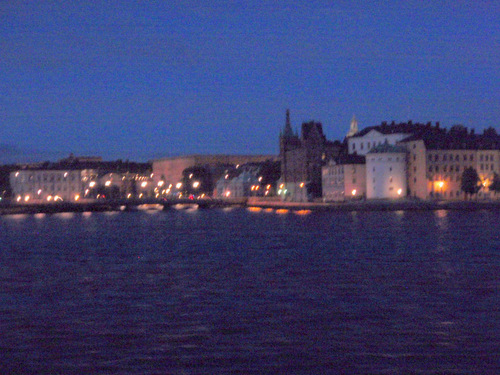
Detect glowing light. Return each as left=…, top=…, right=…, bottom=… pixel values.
left=64, top=172, right=68, bottom=178
left=258, top=176, right=262, bottom=182
left=251, top=185, right=255, bottom=191
left=176, top=182, right=182, bottom=189
left=189, top=174, right=193, bottom=179
left=225, top=191, right=231, bottom=197
left=158, top=180, right=164, bottom=187
left=37, top=189, right=42, bottom=195
left=85, top=189, right=89, bottom=195
left=89, top=181, right=96, bottom=188
left=47, top=195, right=53, bottom=201
left=16, top=196, right=21, bottom=202
left=127, top=193, right=132, bottom=199
left=438, top=181, right=444, bottom=188
left=193, top=181, right=200, bottom=188
left=15, top=172, right=19, bottom=177
left=54, top=195, right=62, bottom=201
left=397, top=188, right=402, bottom=195
left=166, top=188, right=171, bottom=194
left=279, top=183, right=284, bottom=189
left=74, top=194, right=80, bottom=201
left=300, top=182, right=305, bottom=188
left=139, top=193, right=143, bottom=198
left=248, top=207, right=262, bottom=212
left=278, top=189, right=282, bottom=194
left=266, top=185, right=271, bottom=190
left=141, top=181, right=147, bottom=188
left=225, top=174, right=229, bottom=179
left=105, top=180, right=111, bottom=187
left=294, top=210, right=312, bottom=215
left=352, top=189, right=357, bottom=196
left=276, top=209, right=289, bottom=214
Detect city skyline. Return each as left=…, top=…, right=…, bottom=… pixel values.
left=1, top=1, right=498, bottom=162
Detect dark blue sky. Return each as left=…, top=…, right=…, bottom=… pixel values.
left=1, top=1, right=498, bottom=162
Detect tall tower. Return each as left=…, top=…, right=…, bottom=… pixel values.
left=346, top=115, right=358, bottom=137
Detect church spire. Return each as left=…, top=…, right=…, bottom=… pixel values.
left=282, top=109, right=294, bottom=138
left=346, top=114, right=358, bottom=137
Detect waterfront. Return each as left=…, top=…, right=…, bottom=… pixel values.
left=0, top=208, right=498, bottom=374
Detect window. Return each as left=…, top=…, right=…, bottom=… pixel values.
left=492, top=164, right=494, bottom=170
left=414, top=177, right=417, bottom=183
left=390, top=167, right=392, bottom=172
left=429, top=166, right=432, bottom=172
left=352, top=143, right=356, bottom=150
left=435, top=166, right=439, bottom=172
left=373, top=167, right=375, bottom=172
left=435, top=154, right=439, bottom=161
left=463, top=155, right=467, bottom=161
left=444, top=166, right=447, bottom=172
left=470, top=154, right=474, bottom=161
left=443, top=154, right=447, bottom=161
left=480, top=155, right=483, bottom=161
left=413, top=154, right=416, bottom=161
left=367, top=142, right=370, bottom=149
left=389, top=177, right=393, bottom=183
left=413, top=144, right=416, bottom=149
left=414, top=167, right=416, bottom=172
left=352, top=178, right=356, bottom=184
left=480, top=164, right=484, bottom=170
left=455, top=155, right=459, bottom=161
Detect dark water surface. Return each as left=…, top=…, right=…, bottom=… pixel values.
left=0, top=208, right=498, bottom=374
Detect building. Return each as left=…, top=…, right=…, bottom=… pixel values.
left=347, top=121, right=434, bottom=155
left=401, top=126, right=500, bottom=199
left=366, top=143, right=407, bottom=199
left=10, top=169, right=96, bottom=203
left=279, top=109, right=343, bottom=201
left=152, top=154, right=276, bottom=194
left=322, top=154, right=366, bottom=201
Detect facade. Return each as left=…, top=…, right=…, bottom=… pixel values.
left=10, top=169, right=96, bottom=202
left=401, top=126, right=500, bottom=199
left=366, top=144, right=407, bottom=199
left=215, top=170, right=260, bottom=198
left=279, top=109, right=343, bottom=200
left=322, top=155, right=366, bottom=201
left=152, top=154, right=276, bottom=192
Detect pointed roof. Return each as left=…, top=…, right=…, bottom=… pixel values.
left=282, top=109, right=295, bottom=138
left=346, top=114, right=358, bottom=137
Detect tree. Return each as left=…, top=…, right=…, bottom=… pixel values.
left=489, top=172, right=500, bottom=197
left=460, top=167, right=480, bottom=199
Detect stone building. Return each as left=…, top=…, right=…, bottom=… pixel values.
left=279, top=110, right=342, bottom=200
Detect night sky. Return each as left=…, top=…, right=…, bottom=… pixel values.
left=1, top=1, right=498, bottom=162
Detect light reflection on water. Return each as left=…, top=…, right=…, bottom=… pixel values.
left=0, top=208, right=498, bottom=374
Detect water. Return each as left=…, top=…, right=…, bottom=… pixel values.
left=0, top=208, right=498, bottom=374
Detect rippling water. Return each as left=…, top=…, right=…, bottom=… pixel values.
left=0, top=208, right=499, bottom=374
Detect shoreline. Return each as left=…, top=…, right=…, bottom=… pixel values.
left=1, top=198, right=499, bottom=216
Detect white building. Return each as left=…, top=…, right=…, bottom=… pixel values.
left=366, top=144, right=407, bottom=199
left=347, top=122, right=415, bottom=155
left=10, top=169, right=96, bottom=203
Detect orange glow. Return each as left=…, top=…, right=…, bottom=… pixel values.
left=294, top=210, right=311, bottom=215
left=275, top=209, right=289, bottom=214
left=247, top=207, right=262, bottom=212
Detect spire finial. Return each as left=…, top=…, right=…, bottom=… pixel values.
left=347, top=114, right=358, bottom=137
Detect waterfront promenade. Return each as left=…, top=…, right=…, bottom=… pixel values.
left=1, top=197, right=499, bottom=215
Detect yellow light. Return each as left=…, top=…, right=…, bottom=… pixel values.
left=24, top=195, right=30, bottom=202
left=158, top=181, right=164, bottom=187
left=438, top=181, right=444, bottom=188
left=54, top=195, right=62, bottom=201
left=193, top=181, right=200, bottom=188
left=256, top=186, right=260, bottom=190
left=105, top=180, right=111, bottom=187
left=397, top=188, right=402, bottom=195
left=266, top=185, right=271, bottom=190
left=166, top=188, right=171, bottom=194
left=15, top=172, right=19, bottom=177
left=300, top=182, right=305, bottom=188
left=251, top=186, right=255, bottom=191
left=176, top=182, right=182, bottom=189
left=225, top=191, right=231, bottom=197
left=64, top=172, right=68, bottom=178
left=37, top=189, right=42, bottom=195
left=127, top=193, right=132, bottom=199
left=352, top=189, right=357, bottom=196
left=139, top=193, right=143, bottom=198
left=276, top=209, right=289, bottom=214
left=74, top=194, right=80, bottom=201
left=16, top=196, right=21, bottom=202
left=189, top=174, right=193, bottom=179
left=279, top=183, right=284, bottom=189
left=248, top=207, right=262, bottom=212
left=258, top=176, right=262, bottom=182
left=141, top=181, right=147, bottom=188
left=294, top=210, right=312, bottom=215
left=47, top=195, right=53, bottom=201
left=89, top=181, right=96, bottom=188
